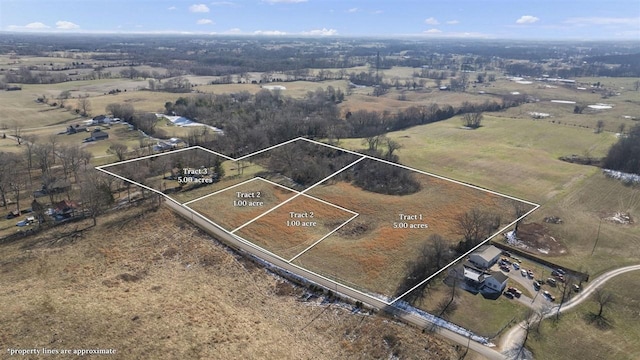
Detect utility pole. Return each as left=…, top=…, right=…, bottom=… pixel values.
left=591, top=219, right=602, bottom=256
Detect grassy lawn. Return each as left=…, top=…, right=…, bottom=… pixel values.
left=418, top=280, right=529, bottom=339
left=337, top=115, right=616, bottom=203
left=527, top=271, right=640, bottom=360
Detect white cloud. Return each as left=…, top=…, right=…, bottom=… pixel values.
left=372, top=10, right=383, bottom=14
left=7, top=22, right=50, bottom=31
left=347, top=7, right=359, bottom=13
left=516, top=15, right=540, bottom=24
left=224, top=28, right=242, bottom=34
left=302, top=28, right=338, bottom=36
left=56, top=21, right=80, bottom=30
left=189, top=4, right=210, bottom=12
left=25, top=22, right=50, bottom=29
left=424, top=28, right=442, bottom=34
left=211, top=1, right=236, bottom=5
left=197, top=19, right=214, bottom=25
left=254, top=30, right=287, bottom=35
left=564, top=16, right=640, bottom=26
left=446, top=20, right=459, bottom=25
left=167, top=6, right=177, bottom=10
left=262, top=0, right=307, bottom=3
left=424, top=17, right=439, bottom=25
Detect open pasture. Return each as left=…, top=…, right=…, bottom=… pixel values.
left=295, top=164, right=533, bottom=297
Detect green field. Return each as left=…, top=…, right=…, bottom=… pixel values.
left=527, top=271, right=640, bottom=360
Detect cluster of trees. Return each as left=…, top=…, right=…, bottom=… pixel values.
left=395, top=206, right=507, bottom=306
left=0, top=134, right=114, bottom=227
left=158, top=86, right=519, bottom=160
left=603, top=124, right=640, bottom=175
left=264, top=142, right=358, bottom=187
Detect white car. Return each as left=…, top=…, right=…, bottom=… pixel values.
left=521, top=269, right=527, bottom=277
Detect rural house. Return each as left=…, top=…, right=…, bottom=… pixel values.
left=468, top=245, right=502, bottom=269
left=483, top=271, right=508, bottom=293
left=88, top=130, right=109, bottom=141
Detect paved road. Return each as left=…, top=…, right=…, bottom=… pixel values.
left=499, top=264, right=640, bottom=354
left=164, top=200, right=507, bottom=360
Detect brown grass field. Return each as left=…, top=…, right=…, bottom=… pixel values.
left=293, top=166, right=533, bottom=297
left=0, top=204, right=462, bottom=360
left=188, top=178, right=296, bottom=231
left=234, top=194, right=356, bottom=260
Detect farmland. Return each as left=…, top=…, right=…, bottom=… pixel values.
left=2, top=34, right=640, bottom=360
left=101, top=139, right=535, bottom=303
left=0, top=204, right=460, bottom=360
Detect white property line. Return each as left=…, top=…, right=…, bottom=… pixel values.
left=257, top=177, right=359, bottom=216
left=184, top=202, right=289, bottom=262
left=182, top=177, right=267, bottom=206
left=388, top=203, right=541, bottom=305
left=96, top=136, right=541, bottom=307
left=234, top=137, right=302, bottom=161
left=300, top=137, right=539, bottom=207
left=230, top=156, right=366, bottom=234
left=288, top=212, right=360, bottom=263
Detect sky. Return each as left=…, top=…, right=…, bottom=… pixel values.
left=1, top=0, right=639, bottom=40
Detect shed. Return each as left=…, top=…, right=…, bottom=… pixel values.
left=469, top=245, right=502, bottom=269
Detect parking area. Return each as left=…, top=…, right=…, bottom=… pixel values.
left=492, top=253, right=581, bottom=310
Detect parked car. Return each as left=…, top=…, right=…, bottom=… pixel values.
left=547, top=278, right=557, bottom=287
left=513, top=263, right=520, bottom=270
left=527, top=270, right=535, bottom=278
left=16, top=216, right=35, bottom=227
left=533, top=281, right=541, bottom=290
left=543, top=290, right=555, bottom=301
left=573, top=284, right=581, bottom=292
left=503, top=291, right=514, bottom=299
left=521, top=269, right=528, bottom=277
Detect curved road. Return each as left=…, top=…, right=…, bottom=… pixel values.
left=164, top=200, right=507, bottom=360
left=500, top=264, right=640, bottom=354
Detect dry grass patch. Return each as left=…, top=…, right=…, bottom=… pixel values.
left=0, top=204, right=460, bottom=360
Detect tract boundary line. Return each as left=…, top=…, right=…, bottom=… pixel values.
left=230, top=156, right=366, bottom=234
left=96, top=136, right=541, bottom=308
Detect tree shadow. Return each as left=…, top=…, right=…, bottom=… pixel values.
left=584, top=312, right=613, bottom=330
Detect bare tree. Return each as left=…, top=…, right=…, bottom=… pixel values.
left=385, top=137, right=402, bottom=159
left=462, top=112, right=483, bottom=129
left=0, top=152, right=21, bottom=209
left=456, top=208, right=491, bottom=252
left=588, top=289, right=615, bottom=328
left=513, top=201, right=528, bottom=234
left=80, top=170, right=114, bottom=226
left=513, top=310, right=537, bottom=360
left=556, top=277, right=576, bottom=320
left=107, top=142, right=129, bottom=161
left=78, top=95, right=92, bottom=117
left=12, top=121, right=23, bottom=145
left=618, top=123, right=626, bottom=134
left=58, top=90, right=71, bottom=108
left=595, top=120, right=605, bottom=133
left=22, top=134, right=38, bottom=184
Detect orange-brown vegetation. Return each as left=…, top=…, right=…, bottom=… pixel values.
left=235, top=195, right=355, bottom=260
left=0, top=203, right=459, bottom=360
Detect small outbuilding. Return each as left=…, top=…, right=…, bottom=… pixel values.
left=468, top=245, right=502, bottom=269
